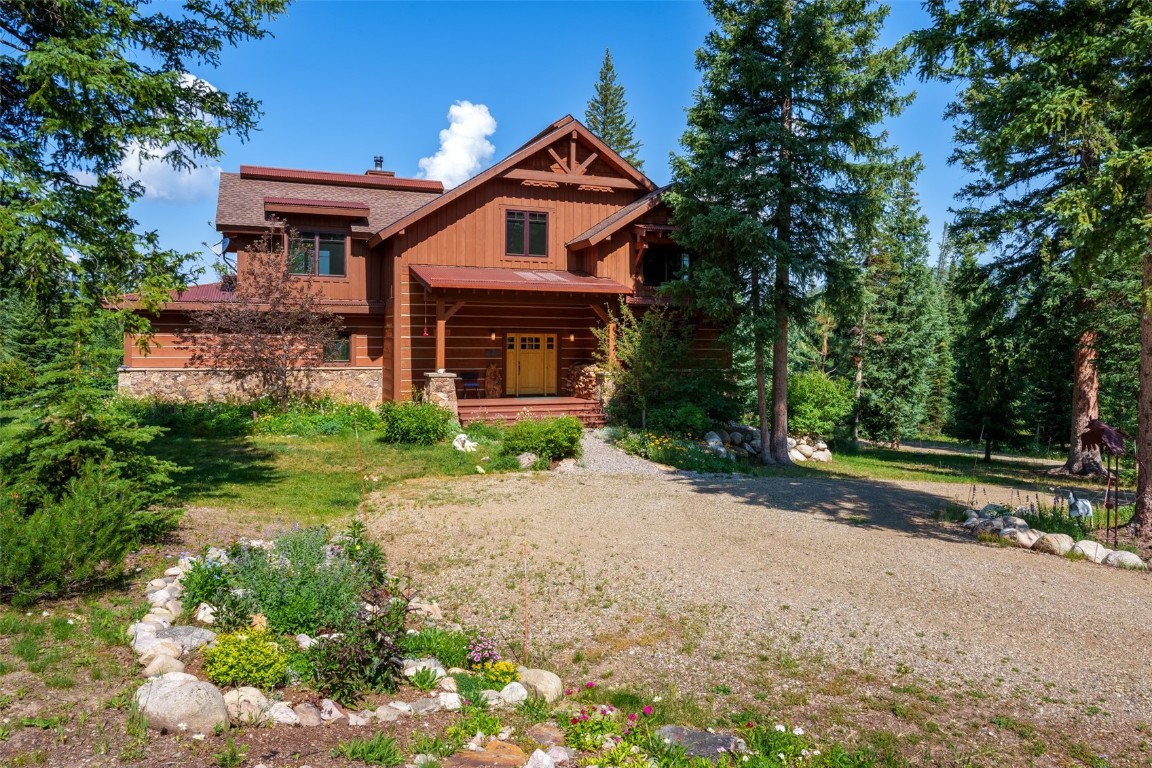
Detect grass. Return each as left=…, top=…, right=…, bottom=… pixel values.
left=794, top=444, right=1054, bottom=487
left=148, top=433, right=509, bottom=520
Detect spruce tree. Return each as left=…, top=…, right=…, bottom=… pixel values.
left=584, top=49, right=643, bottom=170
left=668, top=0, right=911, bottom=464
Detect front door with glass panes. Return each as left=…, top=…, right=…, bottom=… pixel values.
left=505, top=334, right=557, bottom=395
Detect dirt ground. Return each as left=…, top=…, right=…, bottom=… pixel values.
left=364, top=448, right=1152, bottom=767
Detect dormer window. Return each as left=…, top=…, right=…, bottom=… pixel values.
left=289, top=232, right=347, bottom=277
left=506, top=211, right=547, bottom=257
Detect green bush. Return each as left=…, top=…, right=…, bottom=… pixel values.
left=501, top=416, right=583, bottom=460
left=123, top=396, right=384, bottom=438
left=203, top=630, right=289, bottom=689
left=787, top=370, right=854, bottom=439
left=403, top=627, right=472, bottom=669
left=227, top=526, right=377, bottom=635
left=180, top=559, right=232, bottom=613
left=378, top=401, right=454, bottom=445
left=0, top=464, right=145, bottom=606
left=646, top=404, right=711, bottom=438
left=309, top=585, right=410, bottom=705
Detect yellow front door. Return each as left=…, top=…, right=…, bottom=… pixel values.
left=506, top=334, right=556, bottom=395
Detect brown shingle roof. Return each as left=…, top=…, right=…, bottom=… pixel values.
left=216, top=172, right=442, bottom=235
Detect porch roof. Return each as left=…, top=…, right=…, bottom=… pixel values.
left=409, top=265, right=631, bottom=295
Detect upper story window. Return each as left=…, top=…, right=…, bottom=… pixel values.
left=289, top=232, right=347, bottom=277
left=506, top=211, right=547, bottom=257
left=641, top=245, right=691, bottom=288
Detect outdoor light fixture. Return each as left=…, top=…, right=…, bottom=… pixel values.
left=568, top=332, right=575, bottom=342
left=490, top=329, right=497, bottom=341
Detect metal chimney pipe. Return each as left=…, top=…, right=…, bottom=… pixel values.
left=373, top=155, right=383, bottom=171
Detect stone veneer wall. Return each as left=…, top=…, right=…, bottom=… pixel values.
left=117, top=367, right=384, bottom=405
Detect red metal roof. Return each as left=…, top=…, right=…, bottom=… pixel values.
left=409, top=265, right=630, bottom=295
left=240, top=165, right=444, bottom=193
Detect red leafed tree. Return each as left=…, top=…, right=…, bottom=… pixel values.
left=185, top=228, right=343, bottom=410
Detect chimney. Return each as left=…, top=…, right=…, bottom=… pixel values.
left=366, top=155, right=396, bottom=177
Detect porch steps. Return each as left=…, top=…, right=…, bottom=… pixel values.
left=456, top=397, right=606, bottom=428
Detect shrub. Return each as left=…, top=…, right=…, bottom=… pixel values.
left=203, top=630, right=289, bottom=689
left=378, top=401, right=454, bottom=445
left=403, top=627, right=472, bottom=669
left=226, top=526, right=374, bottom=635
left=180, top=559, right=231, bottom=613
left=787, top=370, right=854, bottom=439
left=124, top=396, right=384, bottom=438
left=501, top=416, right=583, bottom=460
left=646, top=404, right=710, bottom=438
left=0, top=464, right=141, bottom=606
left=563, top=705, right=624, bottom=751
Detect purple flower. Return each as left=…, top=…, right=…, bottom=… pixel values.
left=643, top=706, right=654, bottom=716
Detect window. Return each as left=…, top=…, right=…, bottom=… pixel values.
left=289, top=232, right=347, bottom=276
left=505, top=211, right=547, bottom=257
left=642, top=245, right=691, bottom=288
left=323, top=335, right=351, bottom=363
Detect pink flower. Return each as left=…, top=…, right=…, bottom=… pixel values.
left=565, top=689, right=573, bottom=696
left=628, top=713, right=638, bottom=722
left=643, top=706, right=654, bottom=716
left=585, top=681, right=596, bottom=689
left=571, top=717, right=580, bottom=725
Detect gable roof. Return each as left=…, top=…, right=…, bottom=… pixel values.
left=566, top=186, right=669, bottom=251
left=216, top=168, right=442, bottom=236
left=410, top=265, right=630, bottom=295
left=367, top=115, right=657, bottom=247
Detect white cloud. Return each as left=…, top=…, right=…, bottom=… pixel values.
left=118, top=74, right=221, bottom=202
left=418, top=101, right=496, bottom=189
left=118, top=141, right=221, bottom=202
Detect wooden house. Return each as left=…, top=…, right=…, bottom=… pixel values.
left=118, top=115, right=720, bottom=424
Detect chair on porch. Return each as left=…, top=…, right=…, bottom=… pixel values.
left=458, top=371, right=482, bottom=398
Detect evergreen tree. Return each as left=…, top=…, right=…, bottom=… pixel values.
left=668, top=0, right=911, bottom=464
left=0, top=1, right=287, bottom=317
left=584, top=49, right=643, bottom=170
left=855, top=175, right=941, bottom=447
left=921, top=229, right=957, bottom=436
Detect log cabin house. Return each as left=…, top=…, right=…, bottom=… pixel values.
left=118, top=115, right=719, bottom=424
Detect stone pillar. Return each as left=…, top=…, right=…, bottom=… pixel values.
left=424, top=371, right=459, bottom=418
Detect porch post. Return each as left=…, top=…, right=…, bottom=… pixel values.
left=435, top=300, right=447, bottom=371
left=424, top=371, right=459, bottom=417
left=608, top=322, right=617, bottom=366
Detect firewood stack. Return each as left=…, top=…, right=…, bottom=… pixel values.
left=561, top=363, right=604, bottom=400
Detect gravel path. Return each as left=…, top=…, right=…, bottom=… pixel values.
left=368, top=433, right=1152, bottom=763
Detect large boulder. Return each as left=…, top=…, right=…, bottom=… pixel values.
left=156, top=626, right=216, bottom=654
left=1033, top=533, right=1075, bottom=556
left=135, top=674, right=228, bottom=734
left=1071, top=540, right=1110, bottom=563
left=141, top=655, right=185, bottom=677
left=499, top=682, right=528, bottom=706
left=1103, top=550, right=1148, bottom=570
left=1000, top=528, right=1041, bottom=548
left=655, top=726, right=747, bottom=759
left=223, top=686, right=269, bottom=725
left=519, top=669, right=563, bottom=703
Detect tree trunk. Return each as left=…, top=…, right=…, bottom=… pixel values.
left=1051, top=326, right=1106, bottom=476
left=852, top=312, right=867, bottom=446
left=755, top=342, right=773, bottom=464
left=770, top=259, right=793, bottom=465
left=984, top=436, right=992, bottom=464
left=1132, top=187, right=1152, bottom=543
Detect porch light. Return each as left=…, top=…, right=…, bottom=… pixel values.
left=568, top=332, right=575, bottom=342
left=490, top=329, right=496, bottom=341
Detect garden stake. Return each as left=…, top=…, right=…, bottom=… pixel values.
left=355, top=421, right=365, bottom=504
left=523, top=539, right=530, bottom=665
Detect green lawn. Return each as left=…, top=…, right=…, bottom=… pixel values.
left=150, top=433, right=502, bottom=521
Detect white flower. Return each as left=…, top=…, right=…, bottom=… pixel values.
left=663, top=739, right=671, bottom=745
left=652, top=695, right=663, bottom=702
left=66, top=619, right=75, bottom=625
left=778, top=754, right=786, bottom=761
left=192, top=733, right=205, bottom=741
left=793, top=727, right=804, bottom=736
left=177, top=722, right=188, bottom=731
left=40, top=611, right=49, bottom=617
left=801, top=749, right=810, bottom=757
left=706, top=727, right=715, bottom=733
left=812, top=751, right=820, bottom=757
left=742, top=757, right=749, bottom=763
left=775, top=724, right=786, bottom=733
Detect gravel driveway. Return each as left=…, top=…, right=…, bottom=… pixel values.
left=368, top=434, right=1152, bottom=764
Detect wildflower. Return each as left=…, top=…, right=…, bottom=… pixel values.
left=777, top=754, right=785, bottom=761
left=652, top=695, right=663, bottom=702
left=571, top=717, right=580, bottom=725
left=775, top=724, right=786, bottom=733
left=745, top=722, right=754, bottom=728
left=643, top=706, right=653, bottom=716
left=565, top=689, right=573, bottom=696
left=706, top=727, right=715, bottom=734
left=40, top=610, right=49, bottom=617
left=585, top=681, right=596, bottom=689
left=801, top=749, right=810, bottom=757
left=192, top=733, right=205, bottom=741
left=628, top=713, right=638, bottom=722
left=792, top=727, right=804, bottom=736
left=66, top=619, right=74, bottom=625
left=812, top=751, right=820, bottom=757
left=177, top=722, right=188, bottom=731
left=742, top=758, right=749, bottom=763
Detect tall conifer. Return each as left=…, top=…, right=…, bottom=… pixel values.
left=584, top=49, right=643, bottom=170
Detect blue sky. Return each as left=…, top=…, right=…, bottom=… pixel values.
left=131, top=0, right=965, bottom=278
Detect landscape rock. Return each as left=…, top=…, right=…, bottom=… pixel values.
left=135, top=675, right=228, bottom=734
left=293, top=702, right=323, bottom=727
left=138, top=640, right=183, bottom=666
left=296, top=633, right=317, bottom=651
left=266, top=701, right=299, bottom=726
left=796, top=443, right=814, bottom=459
left=320, top=698, right=348, bottom=725
left=526, top=724, right=565, bottom=747
left=347, top=711, right=371, bottom=726
left=810, top=449, right=833, bottom=462
left=1103, top=550, right=1147, bottom=570
left=410, top=599, right=444, bottom=621
left=655, top=725, right=747, bottom=759
left=438, top=692, right=463, bottom=711
left=788, top=449, right=807, bottom=463
left=519, top=669, right=563, bottom=703
left=375, top=705, right=404, bottom=722
left=480, top=690, right=502, bottom=707
left=165, top=600, right=184, bottom=618
left=224, top=686, right=269, bottom=725
left=194, top=603, right=216, bottom=624
left=1072, top=540, right=1111, bottom=563
left=499, top=682, right=528, bottom=706
left=437, top=676, right=458, bottom=693
left=140, top=613, right=172, bottom=629
left=403, top=658, right=446, bottom=677
left=1015, top=529, right=1043, bottom=548
left=524, top=749, right=555, bottom=768
left=411, top=697, right=442, bottom=715
left=141, top=655, right=185, bottom=677
left=1033, top=533, right=1075, bottom=556
left=441, top=741, right=525, bottom=768
left=387, top=700, right=414, bottom=715
left=1002, top=515, right=1029, bottom=529
left=156, top=626, right=216, bottom=654
left=545, top=746, right=573, bottom=765
left=974, top=518, right=1006, bottom=536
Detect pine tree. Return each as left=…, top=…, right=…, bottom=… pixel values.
left=584, top=49, right=643, bottom=170
left=669, top=0, right=911, bottom=464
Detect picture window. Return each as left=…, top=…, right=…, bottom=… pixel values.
left=505, top=211, right=547, bottom=257
left=290, top=232, right=347, bottom=276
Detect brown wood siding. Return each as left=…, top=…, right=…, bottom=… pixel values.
left=124, top=311, right=387, bottom=369
left=232, top=231, right=372, bottom=303
left=397, top=179, right=630, bottom=273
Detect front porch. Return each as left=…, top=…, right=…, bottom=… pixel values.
left=456, top=396, right=605, bottom=427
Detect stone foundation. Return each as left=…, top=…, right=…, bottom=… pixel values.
left=424, top=372, right=459, bottom=418
left=117, top=367, right=383, bottom=405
